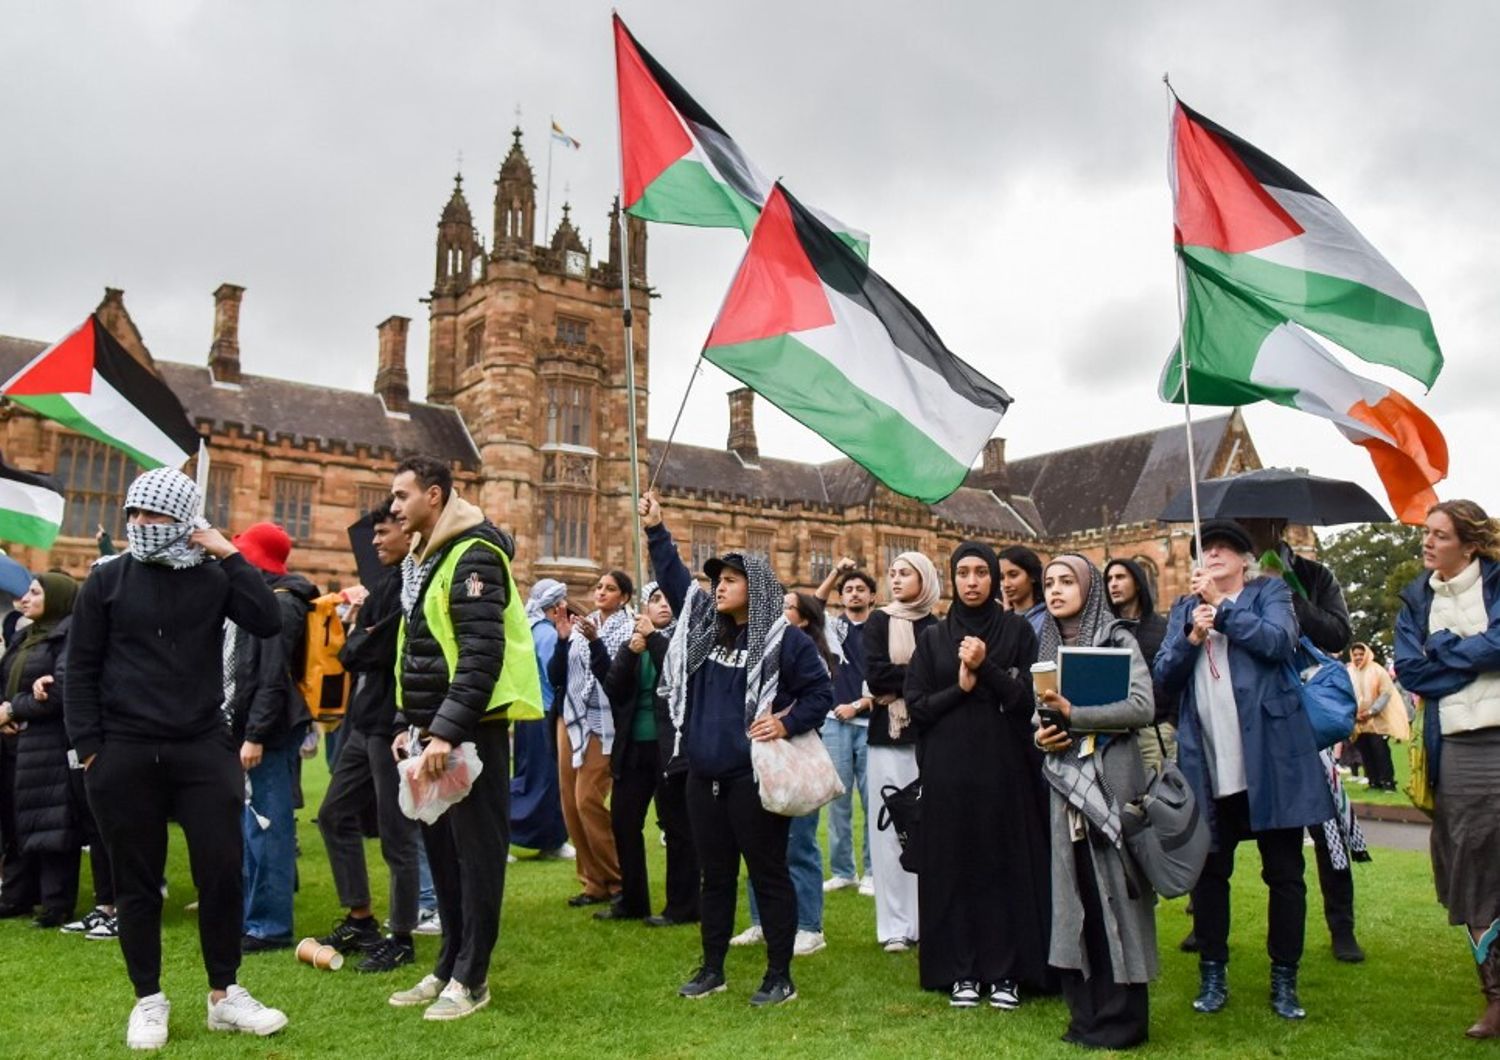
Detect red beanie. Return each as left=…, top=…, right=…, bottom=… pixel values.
left=234, top=522, right=292, bottom=575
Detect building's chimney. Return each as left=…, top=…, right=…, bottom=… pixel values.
left=376, top=315, right=411, bottom=414
left=977, top=436, right=1010, bottom=494
left=727, top=387, right=758, bottom=465
left=208, top=283, right=244, bottom=384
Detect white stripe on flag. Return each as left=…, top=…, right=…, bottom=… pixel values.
left=73, top=369, right=194, bottom=468
left=0, top=477, right=64, bottom=524
left=1249, top=324, right=1398, bottom=446
left=792, top=286, right=1002, bottom=467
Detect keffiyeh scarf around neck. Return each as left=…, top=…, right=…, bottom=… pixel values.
left=660, top=553, right=788, bottom=759
left=1036, top=553, right=1124, bottom=846
left=560, top=606, right=635, bottom=766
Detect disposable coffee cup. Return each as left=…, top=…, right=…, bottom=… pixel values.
left=1031, top=661, right=1059, bottom=697
left=296, top=937, right=343, bottom=971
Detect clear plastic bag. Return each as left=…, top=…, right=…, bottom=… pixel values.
left=397, top=740, right=485, bottom=824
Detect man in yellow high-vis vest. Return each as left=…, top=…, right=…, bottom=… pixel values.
left=384, top=455, right=542, bottom=1022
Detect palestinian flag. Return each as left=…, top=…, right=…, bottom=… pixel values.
left=613, top=14, right=869, bottom=258
left=1, top=316, right=200, bottom=469
left=703, top=183, right=1010, bottom=504
left=1171, top=99, right=1442, bottom=387
left=0, top=455, right=65, bottom=550
left=1163, top=98, right=1447, bottom=523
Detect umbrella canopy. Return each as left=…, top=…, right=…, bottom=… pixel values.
left=1160, top=468, right=1391, bottom=526
left=0, top=553, right=32, bottom=598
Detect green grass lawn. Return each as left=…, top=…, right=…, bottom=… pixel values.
left=0, top=750, right=1479, bottom=1058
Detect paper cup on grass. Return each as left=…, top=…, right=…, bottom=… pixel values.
left=296, top=937, right=343, bottom=971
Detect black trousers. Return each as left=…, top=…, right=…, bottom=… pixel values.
left=1192, top=791, right=1306, bottom=966
left=610, top=739, right=659, bottom=917
left=1060, top=839, right=1150, bottom=1049
left=686, top=773, right=795, bottom=977
left=657, top=769, right=700, bottom=922
left=1355, top=733, right=1395, bottom=789
left=86, top=737, right=243, bottom=997
left=318, top=726, right=421, bottom=933
left=70, top=768, right=114, bottom=906
left=1308, top=826, right=1355, bottom=938
left=421, top=720, right=509, bottom=990
left=34, top=850, right=80, bottom=919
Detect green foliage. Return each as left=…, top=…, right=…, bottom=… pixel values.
left=1318, top=522, right=1424, bottom=657
left=0, top=756, right=1476, bottom=1058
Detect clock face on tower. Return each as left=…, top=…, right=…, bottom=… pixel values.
left=565, top=250, right=586, bottom=277
left=469, top=254, right=485, bottom=282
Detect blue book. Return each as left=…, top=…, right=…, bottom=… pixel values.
left=1058, top=646, right=1132, bottom=710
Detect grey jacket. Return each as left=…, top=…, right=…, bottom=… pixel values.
left=1044, top=620, right=1159, bottom=984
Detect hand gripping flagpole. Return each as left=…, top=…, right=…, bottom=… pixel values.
left=1164, top=73, right=1205, bottom=566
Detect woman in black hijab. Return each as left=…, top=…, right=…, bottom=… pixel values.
left=906, top=542, right=1051, bottom=1010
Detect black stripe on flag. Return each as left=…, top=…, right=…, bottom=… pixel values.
left=88, top=317, right=202, bottom=456
left=0, top=451, right=62, bottom=496
left=1179, top=103, right=1321, bottom=199
left=780, top=185, right=1011, bottom=413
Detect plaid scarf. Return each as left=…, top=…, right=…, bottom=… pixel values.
left=560, top=607, right=635, bottom=766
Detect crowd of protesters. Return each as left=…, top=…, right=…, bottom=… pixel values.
left=0, top=459, right=1496, bottom=1048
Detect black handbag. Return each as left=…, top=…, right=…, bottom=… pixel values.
left=877, top=777, right=922, bottom=874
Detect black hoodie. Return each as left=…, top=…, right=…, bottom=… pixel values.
left=1104, top=558, right=1178, bottom=727
left=227, top=571, right=317, bottom=748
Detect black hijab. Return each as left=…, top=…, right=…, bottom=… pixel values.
left=947, top=541, right=1009, bottom=645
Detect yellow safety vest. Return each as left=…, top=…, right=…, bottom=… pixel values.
left=395, top=537, right=543, bottom=721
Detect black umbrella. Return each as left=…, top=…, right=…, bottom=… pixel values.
left=346, top=513, right=385, bottom=587
left=1159, top=468, right=1391, bottom=526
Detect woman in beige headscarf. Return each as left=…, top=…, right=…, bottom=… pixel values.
left=1347, top=642, right=1408, bottom=791
left=861, top=550, right=942, bottom=952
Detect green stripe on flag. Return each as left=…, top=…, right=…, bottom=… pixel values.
left=9, top=394, right=164, bottom=469
left=1181, top=245, right=1442, bottom=389
left=0, top=508, right=61, bottom=550
left=706, top=335, right=970, bottom=503
left=628, top=158, right=760, bottom=234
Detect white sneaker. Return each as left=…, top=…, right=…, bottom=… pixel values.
left=793, top=929, right=827, bottom=956
left=729, top=924, right=764, bottom=946
left=126, top=993, right=170, bottom=1050
left=389, top=973, right=446, bottom=1008
left=538, top=842, right=576, bottom=860
left=412, top=909, right=442, bottom=936
left=822, top=876, right=857, bottom=893
left=857, top=875, right=875, bottom=897
left=882, top=938, right=912, bottom=953
left=205, top=985, right=287, bottom=1037
left=423, top=980, right=490, bottom=1022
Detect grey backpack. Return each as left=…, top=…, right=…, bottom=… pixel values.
left=1120, top=731, right=1210, bottom=898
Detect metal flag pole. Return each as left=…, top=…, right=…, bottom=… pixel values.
left=544, top=115, right=556, bottom=241
left=613, top=63, right=646, bottom=595
left=1164, top=73, right=1205, bottom=564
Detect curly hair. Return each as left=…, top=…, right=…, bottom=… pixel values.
left=1429, top=499, right=1500, bottom=562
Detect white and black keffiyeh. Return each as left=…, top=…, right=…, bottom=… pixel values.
left=1319, top=748, right=1370, bottom=869
left=661, top=552, right=787, bottom=758
left=122, top=467, right=207, bottom=568
left=560, top=607, right=635, bottom=766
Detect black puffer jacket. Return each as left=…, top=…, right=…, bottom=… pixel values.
left=7, top=618, right=79, bottom=853
left=397, top=496, right=513, bottom=745
left=225, top=572, right=316, bottom=748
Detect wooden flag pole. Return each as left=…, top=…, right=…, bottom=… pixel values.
left=1164, top=73, right=1205, bottom=564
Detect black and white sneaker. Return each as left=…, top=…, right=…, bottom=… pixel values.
left=62, top=907, right=111, bottom=934
left=356, top=935, right=416, bottom=973
left=317, top=914, right=382, bottom=954
left=85, top=914, right=120, bottom=940
left=950, top=980, right=982, bottom=1008
left=749, top=973, right=797, bottom=1008
left=988, top=980, right=1021, bottom=1010
left=678, top=967, right=727, bottom=999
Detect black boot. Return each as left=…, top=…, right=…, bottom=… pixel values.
left=1331, top=930, right=1365, bottom=963
left=1192, top=960, right=1228, bottom=1014
left=1269, top=962, right=1306, bottom=1020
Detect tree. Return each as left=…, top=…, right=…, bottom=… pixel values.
left=1318, top=522, right=1424, bottom=658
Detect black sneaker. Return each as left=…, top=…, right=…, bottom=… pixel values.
left=240, top=933, right=294, bottom=953
left=61, top=907, right=111, bottom=934
left=749, top=973, right=797, bottom=1008
left=678, top=967, right=727, bottom=999
left=318, top=914, right=382, bottom=954
left=356, top=935, right=416, bottom=973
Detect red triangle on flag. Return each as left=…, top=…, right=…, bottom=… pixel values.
left=1173, top=105, right=1303, bottom=254
left=3, top=317, right=97, bottom=396
left=705, top=186, right=835, bottom=349
left=614, top=15, right=694, bottom=209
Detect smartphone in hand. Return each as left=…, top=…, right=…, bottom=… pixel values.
left=1037, top=706, right=1069, bottom=732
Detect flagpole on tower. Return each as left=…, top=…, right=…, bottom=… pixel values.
left=614, top=69, right=646, bottom=595
left=545, top=115, right=556, bottom=240
left=1164, top=73, right=1205, bottom=564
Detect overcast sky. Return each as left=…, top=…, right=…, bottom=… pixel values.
left=3, top=1, right=1495, bottom=523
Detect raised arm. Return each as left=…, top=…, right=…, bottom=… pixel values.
left=641, top=492, right=692, bottom=616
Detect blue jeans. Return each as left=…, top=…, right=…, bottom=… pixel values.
left=749, top=810, right=823, bottom=932
left=821, top=719, right=870, bottom=879
left=243, top=740, right=298, bottom=941
left=417, top=841, right=437, bottom=913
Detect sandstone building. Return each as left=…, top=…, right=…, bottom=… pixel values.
left=0, top=130, right=1265, bottom=606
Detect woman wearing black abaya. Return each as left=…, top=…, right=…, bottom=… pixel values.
left=906, top=542, right=1051, bottom=1009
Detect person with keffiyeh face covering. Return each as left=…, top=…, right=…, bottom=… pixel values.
left=1033, top=554, right=1157, bottom=1049
left=64, top=467, right=289, bottom=1049
left=640, top=492, right=832, bottom=1008
left=905, top=541, right=1050, bottom=1011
